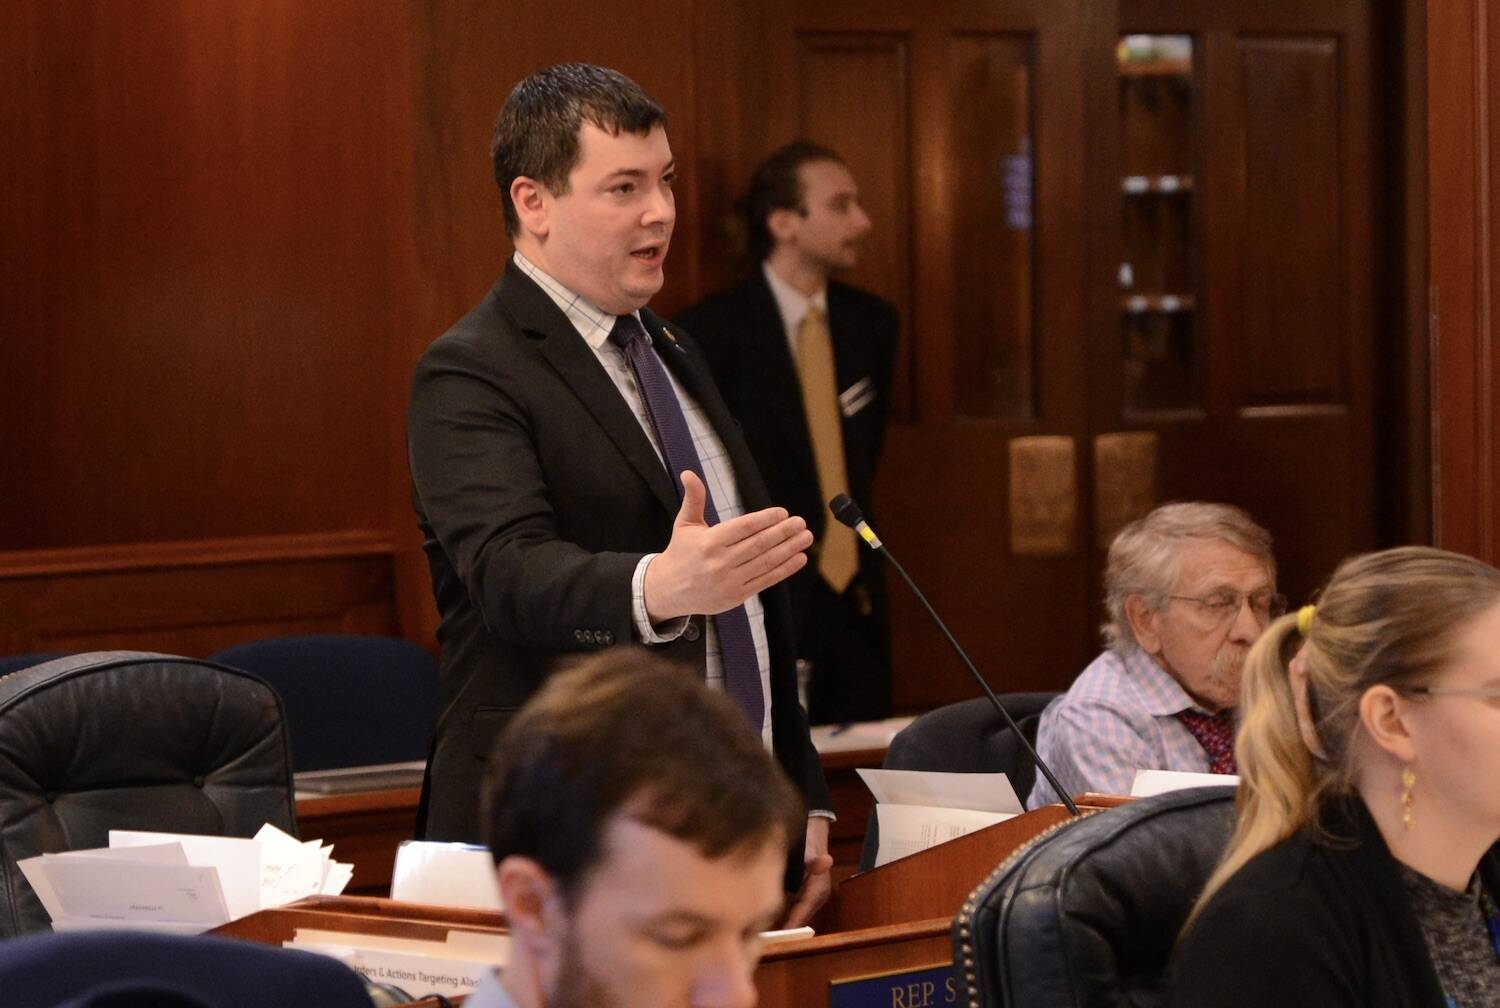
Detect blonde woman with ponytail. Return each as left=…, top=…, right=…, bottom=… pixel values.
left=1168, top=546, right=1500, bottom=1007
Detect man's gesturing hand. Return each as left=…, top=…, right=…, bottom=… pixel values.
left=644, top=470, right=814, bottom=623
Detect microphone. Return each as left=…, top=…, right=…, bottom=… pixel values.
left=828, top=494, right=1080, bottom=817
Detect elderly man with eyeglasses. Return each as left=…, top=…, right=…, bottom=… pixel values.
left=1027, top=502, right=1282, bottom=808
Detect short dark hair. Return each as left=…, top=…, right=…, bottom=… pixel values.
left=741, top=140, right=845, bottom=262
left=490, top=63, right=667, bottom=237
left=481, top=648, right=802, bottom=899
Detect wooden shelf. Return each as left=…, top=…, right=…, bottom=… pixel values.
left=1122, top=174, right=1194, bottom=195
left=1119, top=57, right=1192, bottom=78
left=1121, top=293, right=1196, bottom=314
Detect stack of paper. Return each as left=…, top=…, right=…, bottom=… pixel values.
left=18, top=824, right=352, bottom=933
left=858, top=768, right=1024, bottom=868
left=390, top=841, right=504, bottom=911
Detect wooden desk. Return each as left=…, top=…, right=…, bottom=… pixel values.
left=295, top=745, right=890, bottom=896
left=216, top=897, right=953, bottom=1008
left=817, top=745, right=884, bottom=882
left=232, top=803, right=1098, bottom=1007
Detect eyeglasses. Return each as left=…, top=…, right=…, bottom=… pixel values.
left=1167, top=590, right=1288, bottom=624
left=1396, top=685, right=1500, bottom=702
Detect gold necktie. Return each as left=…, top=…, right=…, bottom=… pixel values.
left=797, top=306, right=859, bottom=593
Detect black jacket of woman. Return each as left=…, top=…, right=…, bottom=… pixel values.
left=1168, top=793, right=1500, bottom=1007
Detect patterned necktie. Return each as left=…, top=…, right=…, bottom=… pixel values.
left=796, top=306, right=859, bottom=593
left=608, top=314, right=765, bottom=728
left=1175, top=709, right=1238, bottom=775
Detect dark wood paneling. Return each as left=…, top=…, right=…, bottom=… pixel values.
left=1426, top=0, right=1489, bottom=559
left=0, top=532, right=398, bottom=657
left=1, top=1, right=417, bottom=552
left=1239, top=38, right=1343, bottom=406
left=794, top=31, right=916, bottom=420
left=949, top=34, right=1037, bottom=421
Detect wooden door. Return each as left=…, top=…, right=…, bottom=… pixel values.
left=744, top=0, right=1398, bottom=711
left=1087, top=0, right=1393, bottom=609
left=758, top=0, right=1104, bottom=708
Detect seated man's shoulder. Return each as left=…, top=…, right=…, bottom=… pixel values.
left=1057, top=650, right=1138, bottom=701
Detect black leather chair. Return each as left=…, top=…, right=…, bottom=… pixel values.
left=210, top=635, right=439, bottom=771
left=953, top=785, right=1236, bottom=1008
left=0, top=652, right=297, bottom=936
left=0, top=930, right=373, bottom=1008
left=859, top=692, right=1059, bottom=871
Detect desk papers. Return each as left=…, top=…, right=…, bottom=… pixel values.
left=1130, top=768, right=1240, bottom=796
left=390, top=841, right=504, bottom=911
left=286, top=927, right=508, bottom=999
left=857, top=768, right=1024, bottom=868
left=18, top=824, right=352, bottom=932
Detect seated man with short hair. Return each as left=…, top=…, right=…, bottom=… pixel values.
left=467, top=647, right=804, bottom=1008
left=1027, top=502, right=1282, bottom=809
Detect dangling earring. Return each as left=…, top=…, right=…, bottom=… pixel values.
left=1400, top=766, right=1416, bottom=830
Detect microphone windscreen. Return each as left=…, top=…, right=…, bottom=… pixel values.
left=828, top=494, right=863, bottom=529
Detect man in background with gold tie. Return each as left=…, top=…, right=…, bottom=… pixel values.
left=679, top=142, right=899, bottom=725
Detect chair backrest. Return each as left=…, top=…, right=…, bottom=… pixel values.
left=209, top=635, right=439, bottom=771
left=0, top=929, right=373, bottom=1007
left=859, top=693, right=1059, bottom=871
left=954, top=786, right=1236, bottom=1008
left=0, top=652, right=297, bottom=936
left=0, top=651, right=70, bottom=677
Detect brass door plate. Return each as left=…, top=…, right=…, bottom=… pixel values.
left=1094, top=431, right=1159, bottom=548
left=1009, top=435, right=1077, bottom=556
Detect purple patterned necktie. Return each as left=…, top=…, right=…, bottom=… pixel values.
left=609, top=314, right=765, bottom=728
left=1175, top=709, right=1237, bottom=775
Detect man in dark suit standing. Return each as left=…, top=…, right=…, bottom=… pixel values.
left=678, top=142, right=898, bottom=724
left=407, top=65, right=832, bottom=924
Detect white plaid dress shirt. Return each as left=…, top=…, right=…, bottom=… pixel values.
left=1026, top=645, right=1225, bottom=808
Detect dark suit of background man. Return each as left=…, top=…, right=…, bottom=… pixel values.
left=678, top=142, right=898, bottom=724
left=406, top=64, right=833, bottom=925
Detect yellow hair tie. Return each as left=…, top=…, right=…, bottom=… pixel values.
left=1297, top=604, right=1316, bottom=635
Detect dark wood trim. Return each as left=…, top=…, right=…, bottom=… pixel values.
left=1427, top=0, right=1496, bottom=560
left=0, top=531, right=401, bottom=657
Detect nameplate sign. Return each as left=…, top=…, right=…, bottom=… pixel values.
left=829, top=963, right=959, bottom=1008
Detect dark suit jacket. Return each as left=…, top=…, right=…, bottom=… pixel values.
left=407, top=262, right=829, bottom=851
left=1169, top=794, right=1500, bottom=1007
left=677, top=273, right=898, bottom=721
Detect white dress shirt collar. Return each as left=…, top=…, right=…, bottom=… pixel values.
left=762, top=261, right=828, bottom=355
left=514, top=250, right=640, bottom=351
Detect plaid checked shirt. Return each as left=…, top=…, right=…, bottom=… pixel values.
left=1026, top=645, right=1226, bottom=808
left=514, top=252, right=773, bottom=747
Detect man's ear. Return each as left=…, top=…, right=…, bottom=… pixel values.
left=510, top=176, right=550, bottom=240
left=1358, top=684, right=1418, bottom=764
left=496, top=855, right=562, bottom=955
left=1125, top=594, right=1162, bottom=654
left=766, top=206, right=801, bottom=246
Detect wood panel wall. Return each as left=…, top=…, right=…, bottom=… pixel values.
left=1426, top=0, right=1500, bottom=562
left=4, top=0, right=1492, bottom=704
left=2, top=0, right=422, bottom=657
left=1, top=1, right=749, bottom=658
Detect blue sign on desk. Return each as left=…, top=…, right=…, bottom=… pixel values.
left=829, top=963, right=959, bottom=1008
